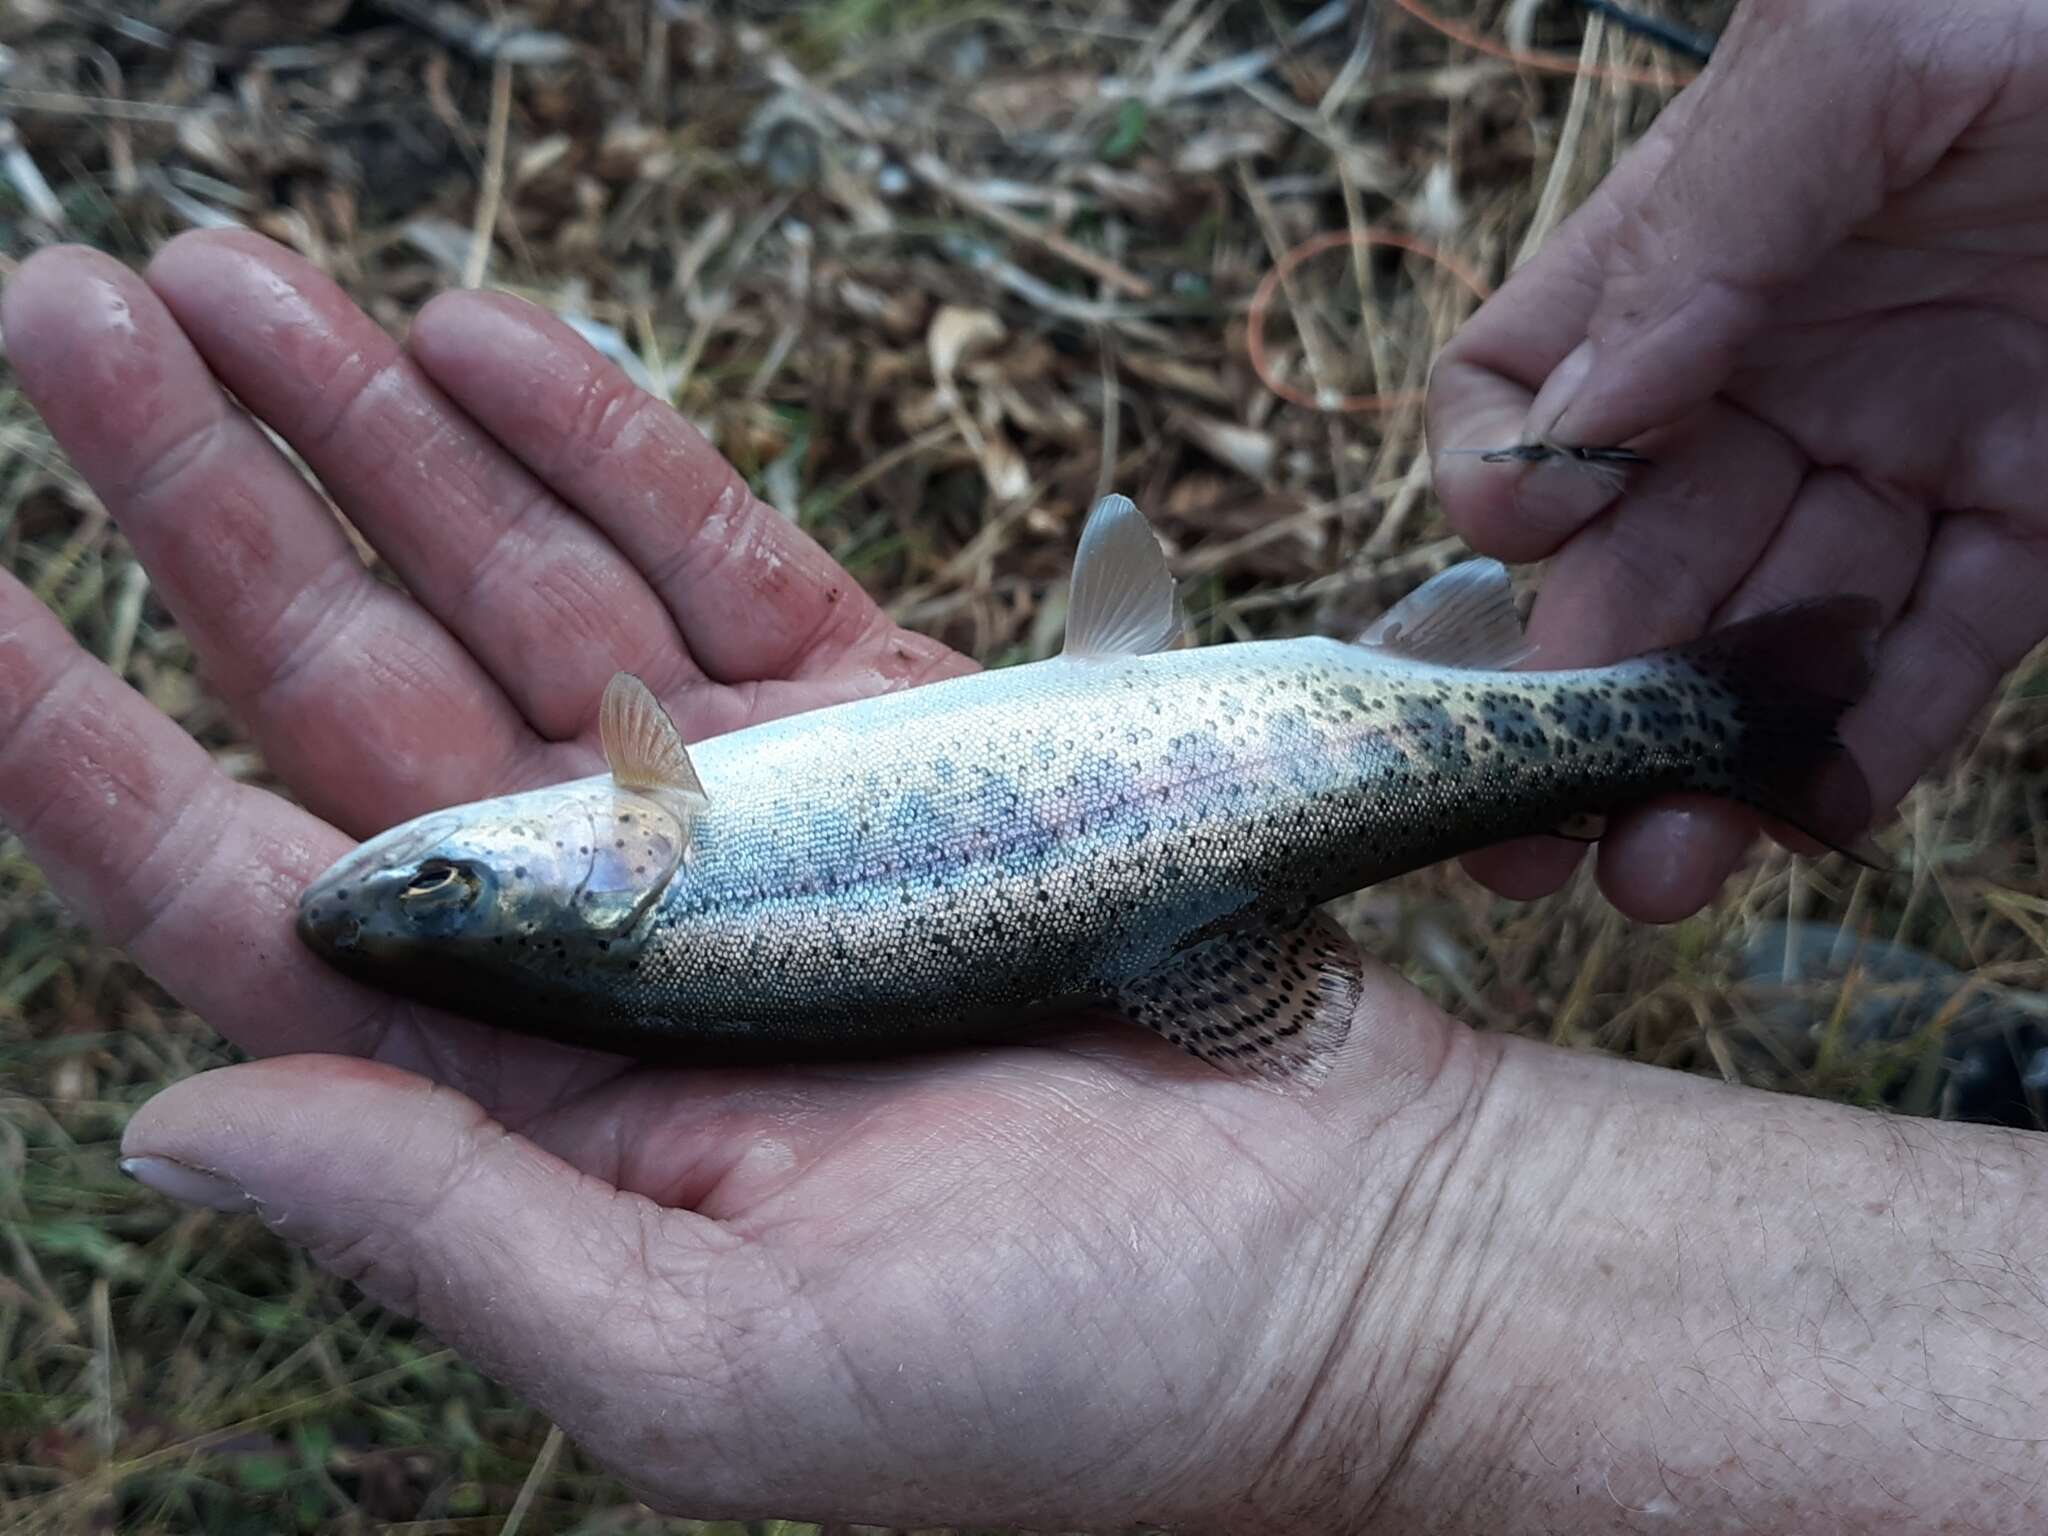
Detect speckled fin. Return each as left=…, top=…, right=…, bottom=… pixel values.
left=1356, top=558, right=1530, bottom=669
left=1062, top=494, right=1182, bottom=659
left=599, top=673, right=708, bottom=807
left=1108, top=910, right=1361, bottom=1086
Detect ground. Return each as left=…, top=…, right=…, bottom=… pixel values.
left=1, top=1, right=2040, bottom=1531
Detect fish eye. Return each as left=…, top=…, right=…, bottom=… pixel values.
left=403, top=861, right=459, bottom=896
left=399, top=859, right=480, bottom=907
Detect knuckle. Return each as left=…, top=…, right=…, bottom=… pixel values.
left=566, top=368, right=653, bottom=464
left=300, top=347, right=404, bottom=452
left=636, top=471, right=751, bottom=600
left=245, top=571, right=374, bottom=707
left=120, top=408, right=230, bottom=508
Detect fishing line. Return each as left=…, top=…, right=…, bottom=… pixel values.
left=1244, top=229, right=1492, bottom=415
left=1573, top=0, right=1718, bottom=63
left=1385, top=0, right=1705, bottom=87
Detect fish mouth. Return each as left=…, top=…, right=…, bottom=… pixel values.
left=296, top=812, right=464, bottom=960
left=295, top=895, right=362, bottom=956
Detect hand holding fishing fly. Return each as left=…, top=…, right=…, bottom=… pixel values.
left=1430, top=0, right=2048, bottom=922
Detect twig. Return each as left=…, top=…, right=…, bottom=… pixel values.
left=911, top=154, right=1153, bottom=299
left=0, top=88, right=186, bottom=123
left=464, top=58, right=513, bottom=289
left=371, top=0, right=577, bottom=63
left=0, top=116, right=64, bottom=229
left=1388, top=0, right=1699, bottom=88
left=498, top=1424, right=565, bottom=1536
left=1104, top=0, right=1352, bottom=102
left=1515, top=14, right=1603, bottom=268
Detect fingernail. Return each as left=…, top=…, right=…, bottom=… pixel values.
left=120, top=1155, right=257, bottom=1214
left=1526, top=339, right=1595, bottom=438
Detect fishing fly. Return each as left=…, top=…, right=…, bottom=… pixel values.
left=1441, top=439, right=1652, bottom=493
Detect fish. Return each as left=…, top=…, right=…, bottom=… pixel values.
left=296, top=495, right=1881, bottom=1083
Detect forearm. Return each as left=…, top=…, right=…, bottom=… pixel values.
left=1362, top=1035, right=2048, bottom=1533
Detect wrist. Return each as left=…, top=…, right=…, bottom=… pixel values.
left=1318, top=1034, right=2048, bottom=1533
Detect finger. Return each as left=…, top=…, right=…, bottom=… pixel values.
left=0, top=551, right=631, bottom=1106
left=1584, top=469, right=1930, bottom=921
left=0, top=572, right=392, bottom=1057
left=1456, top=832, right=1587, bottom=903
left=1709, top=470, right=1928, bottom=627
left=1450, top=402, right=1802, bottom=907
left=1, top=244, right=539, bottom=836
left=117, top=1055, right=760, bottom=1498
left=1841, top=508, right=2048, bottom=815
left=1431, top=0, right=1988, bottom=549
left=1589, top=799, right=1755, bottom=924
left=1518, top=403, right=1803, bottom=664
left=1539, top=0, right=1990, bottom=451
left=144, top=230, right=694, bottom=739
left=1426, top=87, right=1711, bottom=552
left=406, top=291, right=970, bottom=692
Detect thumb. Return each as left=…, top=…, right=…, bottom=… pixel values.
left=118, top=1056, right=732, bottom=1439
left=1537, top=0, right=1991, bottom=447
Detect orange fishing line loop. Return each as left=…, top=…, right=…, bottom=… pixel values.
left=1386, top=0, right=1704, bottom=89
left=1246, top=228, right=1492, bottom=414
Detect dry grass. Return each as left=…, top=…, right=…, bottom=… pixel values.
left=0, top=0, right=2041, bottom=1530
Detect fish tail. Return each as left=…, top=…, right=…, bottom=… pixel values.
left=1662, top=596, right=1883, bottom=860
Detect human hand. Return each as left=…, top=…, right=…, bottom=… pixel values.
left=10, top=232, right=2048, bottom=1532
left=0, top=230, right=1493, bottom=1526
left=1428, top=0, right=2048, bottom=921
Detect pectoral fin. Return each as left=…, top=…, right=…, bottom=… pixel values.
left=600, top=673, right=709, bottom=811
left=1107, top=909, right=1361, bottom=1086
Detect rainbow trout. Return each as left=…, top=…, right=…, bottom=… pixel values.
left=296, top=496, right=1877, bottom=1081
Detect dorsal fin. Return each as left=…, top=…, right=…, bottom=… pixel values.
left=1062, top=494, right=1182, bottom=659
left=1356, top=558, right=1531, bottom=669
left=599, top=673, right=708, bottom=805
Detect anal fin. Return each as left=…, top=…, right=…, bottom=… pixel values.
left=1107, top=909, right=1361, bottom=1086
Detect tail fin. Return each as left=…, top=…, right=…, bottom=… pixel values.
left=1660, top=597, right=1883, bottom=862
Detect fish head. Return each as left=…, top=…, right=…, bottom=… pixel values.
left=295, top=778, right=691, bottom=986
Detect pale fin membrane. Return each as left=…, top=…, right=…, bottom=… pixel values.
left=1356, top=557, right=1531, bottom=669
left=1108, top=909, right=1361, bottom=1086
left=1062, top=494, right=1183, bottom=659
left=600, top=673, right=709, bottom=807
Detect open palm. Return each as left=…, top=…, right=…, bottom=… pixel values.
left=2, top=229, right=982, bottom=1119
left=1, top=232, right=1464, bottom=1524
